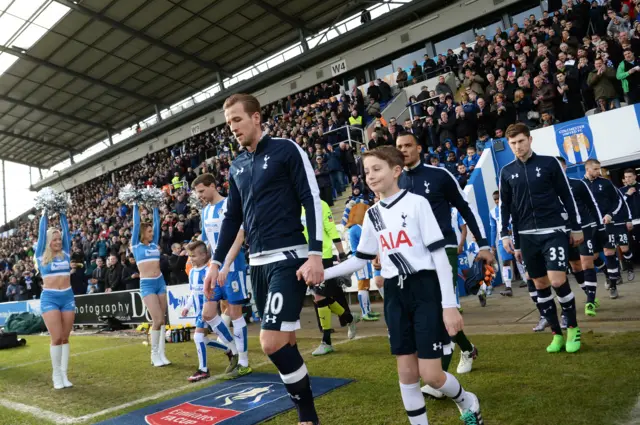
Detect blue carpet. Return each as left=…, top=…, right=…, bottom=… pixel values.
left=95, top=373, right=352, bottom=425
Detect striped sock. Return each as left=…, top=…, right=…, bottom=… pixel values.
left=583, top=268, right=597, bottom=303
left=573, top=269, right=587, bottom=295
left=399, top=382, right=428, bottom=424
left=194, top=332, right=207, bottom=371
left=606, top=254, right=620, bottom=285
left=537, top=286, right=561, bottom=334
left=554, top=280, right=577, bottom=328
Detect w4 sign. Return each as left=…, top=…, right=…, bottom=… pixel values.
left=330, top=59, right=347, bottom=77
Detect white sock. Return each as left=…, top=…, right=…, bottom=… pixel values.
left=206, top=315, right=237, bottom=355
left=502, top=266, right=512, bottom=288
left=358, top=290, right=371, bottom=316
left=194, top=332, right=207, bottom=371
left=221, top=313, right=232, bottom=328
left=516, top=261, right=526, bottom=279
left=61, top=343, right=70, bottom=374
left=399, top=381, right=428, bottom=424
left=436, top=371, right=473, bottom=412
left=378, top=286, right=384, bottom=299
left=232, top=317, right=249, bottom=367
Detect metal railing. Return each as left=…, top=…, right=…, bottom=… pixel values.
left=324, top=124, right=368, bottom=150
left=407, top=94, right=442, bottom=122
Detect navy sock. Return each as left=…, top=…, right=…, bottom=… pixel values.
left=269, top=344, right=318, bottom=423
left=594, top=256, right=608, bottom=279
left=573, top=269, right=587, bottom=295
left=554, top=281, right=578, bottom=328
left=453, top=330, right=473, bottom=353
left=537, top=286, right=562, bottom=334
left=527, top=279, right=544, bottom=316
left=623, top=251, right=634, bottom=271
left=583, top=268, right=597, bottom=303
left=605, top=254, right=620, bottom=285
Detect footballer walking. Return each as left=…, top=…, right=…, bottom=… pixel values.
left=500, top=123, right=584, bottom=353
left=207, top=93, right=325, bottom=425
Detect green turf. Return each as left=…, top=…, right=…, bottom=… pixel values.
left=1, top=332, right=640, bottom=425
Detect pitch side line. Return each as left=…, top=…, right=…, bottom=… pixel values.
left=71, top=335, right=370, bottom=424
left=0, top=342, right=140, bottom=372
left=0, top=398, right=76, bottom=424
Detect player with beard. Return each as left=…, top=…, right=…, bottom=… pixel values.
left=207, top=93, right=324, bottom=425
left=395, top=132, right=494, bottom=399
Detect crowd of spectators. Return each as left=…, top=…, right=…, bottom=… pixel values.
left=380, top=0, right=640, bottom=185
left=1, top=0, right=639, bottom=303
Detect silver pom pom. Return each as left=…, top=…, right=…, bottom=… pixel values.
left=189, top=191, right=203, bottom=210
left=139, top=187, right=165, bottom=208
left=35, top=188, right=70, bottom=216
left=118, top=184, right=142, bottom=205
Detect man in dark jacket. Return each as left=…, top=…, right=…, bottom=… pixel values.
left=91, top=257, right=106, bottom=293
left=70, top=245, right=86, bottom=295
left=169, top=243, right=188, bottom=286
left=121, top=255, right=140, bottom=290
left=366, top=81, right=381, bottom=102
left=105, top=254, right=123, bottom=292
left=376, top=78, right=392, bottom=102
left=314, top=155, right=333, bottom=206
left=325, top=143, right=344, bottom=197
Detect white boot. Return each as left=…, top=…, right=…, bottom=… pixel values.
left=150, top=330, right=165, bottom=367
left=50, top=345, right=64, bottom=390
left=60, top=343, right=73, bottom=388
left=158, top=325, right=171, bottom=366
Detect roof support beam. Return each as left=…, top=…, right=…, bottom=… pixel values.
left=56, top=0, right=230, bottom=77
left=0, top=46, right=160, bottom=106
left=248, top=0, right=313, bottom=35
left=0, top=93, right=108, bottom=129
left=0, top=155, right=43, bottom=169
left=0, top=128, right=81, bottom=154
left=299, top=28, right=309, bottom=52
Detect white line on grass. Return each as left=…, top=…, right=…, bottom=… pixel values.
left=70, top=335, right=370, bottom=424
left=0, top=342, right=140, bottom=372
left=622, top=396, right=640, bottom=425
left=0, top=398, right=77, bottom=424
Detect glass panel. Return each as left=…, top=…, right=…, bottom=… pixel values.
left=33, top=2, right=70, bottom=29
left=12, top=23, right=47, bottom=49
left=392, top=48, right=426, bottom=72
left=6, top=0, right=46, bottom=20
left=0, top=53, right=18, bottom=75
left=474, top=21, right=503, bottom=41
left=434, top=29, right=474, bottom=56
left=375, top=64, right=393, bottom=79
left=511, top=6, right=543, bottom=28
left=0, top=14, right=25, bottom=45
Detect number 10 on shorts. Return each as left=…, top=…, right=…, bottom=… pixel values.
left=263, top=292, right=283, bottom=324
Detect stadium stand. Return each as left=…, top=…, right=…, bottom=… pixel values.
left=2, top=0, right=640, bottom=302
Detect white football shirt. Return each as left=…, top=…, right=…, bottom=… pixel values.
left=354, top=190, right=446, bottom=279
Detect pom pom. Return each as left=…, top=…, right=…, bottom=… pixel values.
left=189, top=191, right=203, bottom=210
left=118, top=184, right=142, bottom=205
left=139, top=187, right=165, bottom=208
left=35, top=188, right=70, bottom=216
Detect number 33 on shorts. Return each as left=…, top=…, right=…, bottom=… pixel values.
left=548, top=246, right=566, bottom=267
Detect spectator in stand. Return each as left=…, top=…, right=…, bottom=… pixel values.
left=513, top=89, right=537, bottom=127
left=435, top=75, right=453, bottom=96
left=366, top=81, right=381, bottom=102
left=168, top=243, right=188, bottom=286
left=462, top=146, right=480, bottom=172
left=366, top=97, right=381, bottom=117
left=90, top=257, right=106, bottom=293
left=105, top=254, right=123, bottom=292
left=476, top=131, right=491, bottom=153
left=410, top=60, right=423, bottom=82
left=315, top=155, right=333, bottom=206
left=438, top=111, right=457, bottom=146
left=532, top=75, right=556, bottom=115
left=325, top=143, right=344, bottom=198
left=348, top=109, right=363, bottom=131
left=555, top=71, right=584, bottom=121
left=491, top=93, right=517, bottom=133
left=376, top=78, right=392, bottom=102
left=462, top=69, right=485, bottom=95
left=617, top=49, right=640, bottom=104
left=457, top=163, right=469, bottom=188
left=5, top=275, right=21, bottom=301
left=70, top=245, right=86, bottom=295
left=396, top=67, right=408, bottom=88
left=423, top=54, right=437, bottom=73
left=588, top=57, right=621, bottom=109
left=122, top=255, right=140, bottom=290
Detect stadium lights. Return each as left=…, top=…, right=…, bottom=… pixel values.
left=464, top=0, right=479, bottom=5
left=410, top=15, right=439, bottom=29
left=281, top=74, right=301, bottom=86
left=361, top=38, right=387, bottom=50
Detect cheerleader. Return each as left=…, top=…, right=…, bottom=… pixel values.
left=35, top=205, right=75, bottom=390
left=132, top=203, right=171, bottom=367
left=346, top=203, right=380, bottom=321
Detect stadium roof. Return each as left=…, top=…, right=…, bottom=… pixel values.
left=0, top=0, right=377, bottom=169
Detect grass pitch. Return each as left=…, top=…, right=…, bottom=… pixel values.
left=1, top=332, right=639, bottom=425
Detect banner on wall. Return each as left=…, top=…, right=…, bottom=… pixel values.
left=166, top=284, right=196, bottom=327
left=0, top=301, right=28, bottom=327
left=73, top=290, right=150, bottom=325
left=555, top=117, right=595, bottom=165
